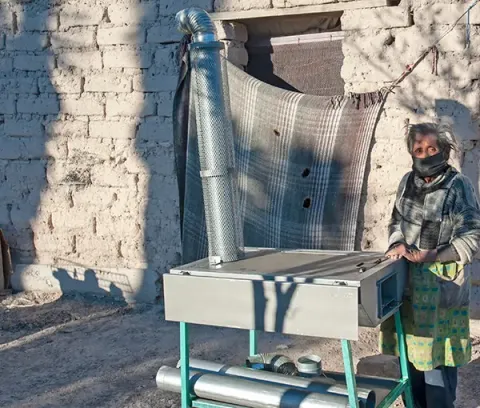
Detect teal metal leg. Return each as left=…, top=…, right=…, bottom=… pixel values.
left=249, top=330, right=257, bottom=356
left=395, top=311, right=414, bottom=408
left=341, top=339, right=360, bottom=408
left=180, top=322, right=191, bottom=408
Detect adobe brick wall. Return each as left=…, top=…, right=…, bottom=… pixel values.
left=340, top=1, right=480, bottom=314
left=2, top=0, right=480, bottom=310
left=0, top=0, right=209, bottom=301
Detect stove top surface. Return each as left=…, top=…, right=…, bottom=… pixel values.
left=171, top=248, right=393, bottom=287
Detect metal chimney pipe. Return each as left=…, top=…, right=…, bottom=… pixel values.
left=176, top=8, right=243, bottom=265
left=179, top=359, right=376, bottom=408
left=156, top=366, right=361, bottom=408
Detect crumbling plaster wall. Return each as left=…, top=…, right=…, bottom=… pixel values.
left=0, top=0, right=211, bottom=301
left=340, top=1, right=480, bottom=311
left=216, top=0, right=480, bottom=295
left=2, top=0, right=480, bottom=307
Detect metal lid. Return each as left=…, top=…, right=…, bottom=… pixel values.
left=297, top=355, right=322, bottom=373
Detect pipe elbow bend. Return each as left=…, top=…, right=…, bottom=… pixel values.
left=176, top=7, right=215, bottom=36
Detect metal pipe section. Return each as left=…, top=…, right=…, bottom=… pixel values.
left=322, top=371, right=398, bottom=398
left=157, top=366, right=363, bottom=408
left=175, top=8, right=243, bottom=265
left=179, top=359, right=376, bottom=408
left=247, top=353, right=298, bottom=375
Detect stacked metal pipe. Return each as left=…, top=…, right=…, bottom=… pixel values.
left=157, top=366, right=363, bottom=408
left=156, top=357, right=404, bottom=408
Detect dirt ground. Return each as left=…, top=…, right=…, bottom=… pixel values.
left=1, top=292, right=480, bottom=408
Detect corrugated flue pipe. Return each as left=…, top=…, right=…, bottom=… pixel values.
left=176, top=8, right=243, bottom=265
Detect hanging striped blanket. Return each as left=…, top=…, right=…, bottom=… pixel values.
left=178, top=60, right=385, bottom=264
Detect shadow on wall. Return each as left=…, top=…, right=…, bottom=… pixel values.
left=0, top=1, right=57, bottom=264
left=2, top=1, right=217, bottom=303
left=235, top=144, right=352, bottom=251
left=346, top=8, right=480, bottom=312
left=53, top=268, right=127, bottom=305
left=435, top=99, right=480, bottom=190
left=246, top=38, right=346, bottom=97
left=355, top=132, right=375, bottom=252
left=246, top=43, right=302, bottom=93
left=0, top=2, right=134, bottom=304
left=355, top=100, right=479, bottom=252
left=135, top=0, right=212, bottom=301
left=346, top=7, right=480, bottom=188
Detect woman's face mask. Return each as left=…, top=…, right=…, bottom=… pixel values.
left=411, top=133, right=449, bottom=178
left=412, top=152, right=449, bottom=178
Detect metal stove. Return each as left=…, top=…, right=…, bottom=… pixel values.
left=164, top=248, right=407, bottom=341
left=158, top=7, right=414, bottom=408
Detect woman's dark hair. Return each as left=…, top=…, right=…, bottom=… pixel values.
left=406, top=121, right=459, bottom=159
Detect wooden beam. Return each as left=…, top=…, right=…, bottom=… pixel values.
left=210, top=0, right=389, bottom=21
left=249, top=31, right=345, bottom=47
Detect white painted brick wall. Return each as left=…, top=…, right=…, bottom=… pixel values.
left=57, top=51, right=102, bottom=69
left=156, top=92, right=174, bottom=116
left=108, top=3, right=158, bottom=25
left=46, top=121, right=88, bottom=138
left=414, top=4, right=480, bottom=25
left=68, top=137, right=115, bottom=161
left=51, top=28, right=96, bottom=48
left=341, top=3, right=480, bottom=310
left=223, top=41, right=249, bottom=67
left=6, top=33, right=49, bottom=51
left=214, top=21, right=248, bottom=42
left=13, top=55, right=54, bottom=71
left=106, top=93, right=155, bottom=117
left=84, top=74, right=132, bottom=93
left=0, top=78, right=37, bottom=94
left=61, top=96, right=105, bottom=116
left=0, top=97, right=16, bottom=114
left=45, top=137, right=68, bottom=158
left=154, top=46, right=177, bottom=71
left=0, top=0, right=478, bottom=307
left=59, top=5, right=105, bottom=28
left=0, top=5, right=15, bottom=30
left=23, top=10, right=58, bottom=32
left=137, top=119, right=172, bottom=142
left=214, top=0, right=271, bottom=11
left=90, top=165, right=134, bottom=188
left=97, top=27, right=144, bottom=46
left=342, top=7, right=411, bottom=30
left=146, top=21, right=182, bottom=44
left=89, top=121, right=137, bottom=139
left=0, top=58, right=13, bottom=71
left=17, top=96, right=60, bottom=115
left=103, top=50, right=152, bottom=69
left=40, top=72, right=83, bottom=94
left=4, top=119, right=44, bottom=137
left=134, top=72, right=177, bottom=92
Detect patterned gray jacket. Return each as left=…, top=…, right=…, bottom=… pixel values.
left=389, top=167, right=480, bottom=264
left=388, top=167, right=480, bottom=308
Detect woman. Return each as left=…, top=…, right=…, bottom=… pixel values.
left=381, top=122, right=480, bottom=408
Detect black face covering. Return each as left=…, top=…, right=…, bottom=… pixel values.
left=412, top=152, right=449, bottom=178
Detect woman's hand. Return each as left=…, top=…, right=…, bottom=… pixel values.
left=386, top=244, right=409, bottom=260
left=403, top=249, right=437, bottom=263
